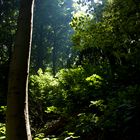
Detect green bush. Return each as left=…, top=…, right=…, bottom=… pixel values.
left=0, top=123, right=6, bottom=140
left=29, top=67, right=140, bottom=139
left=29, top=67, right=105, bottom=139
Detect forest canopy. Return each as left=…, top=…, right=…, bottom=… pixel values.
left=0, top=0, right=140, bottom=139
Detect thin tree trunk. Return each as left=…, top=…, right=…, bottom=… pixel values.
left=52, top=31, right=57, bottom=76
left=52, top=43, right=57, bottom=76
left=6, top=0, right=34, bottom=139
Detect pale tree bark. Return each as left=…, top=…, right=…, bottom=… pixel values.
left=6, top=0, right=34, bottom=140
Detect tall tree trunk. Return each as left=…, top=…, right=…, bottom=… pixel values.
left=6, top=0, right=34, bottom=140
left=52, top=43, right=57, bottom=76
left=52, top=31, right=57, bottom=76
left=35, top=25, right=45, bottom=71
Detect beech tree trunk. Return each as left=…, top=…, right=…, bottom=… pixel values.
left=6, top=0, right=34, bottom=140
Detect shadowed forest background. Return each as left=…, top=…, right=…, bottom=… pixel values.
left=0, top=0, right=140, bottom=139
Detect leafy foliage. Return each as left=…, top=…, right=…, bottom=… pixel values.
left=31, top=0, right=73, bottom=74
left=0, top=123, right=6, bottom=140
left=0, top=106, right=6, bottom=140
left=1, top=0, right=140, bottom=140
left=29, top=0, right=140, bottom=139
left=29, top=67, right=105, bottom=139
left=29, top=67, right=140, bottom=139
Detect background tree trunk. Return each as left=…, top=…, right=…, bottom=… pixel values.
left=6, top=0, right=34, bottom=139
